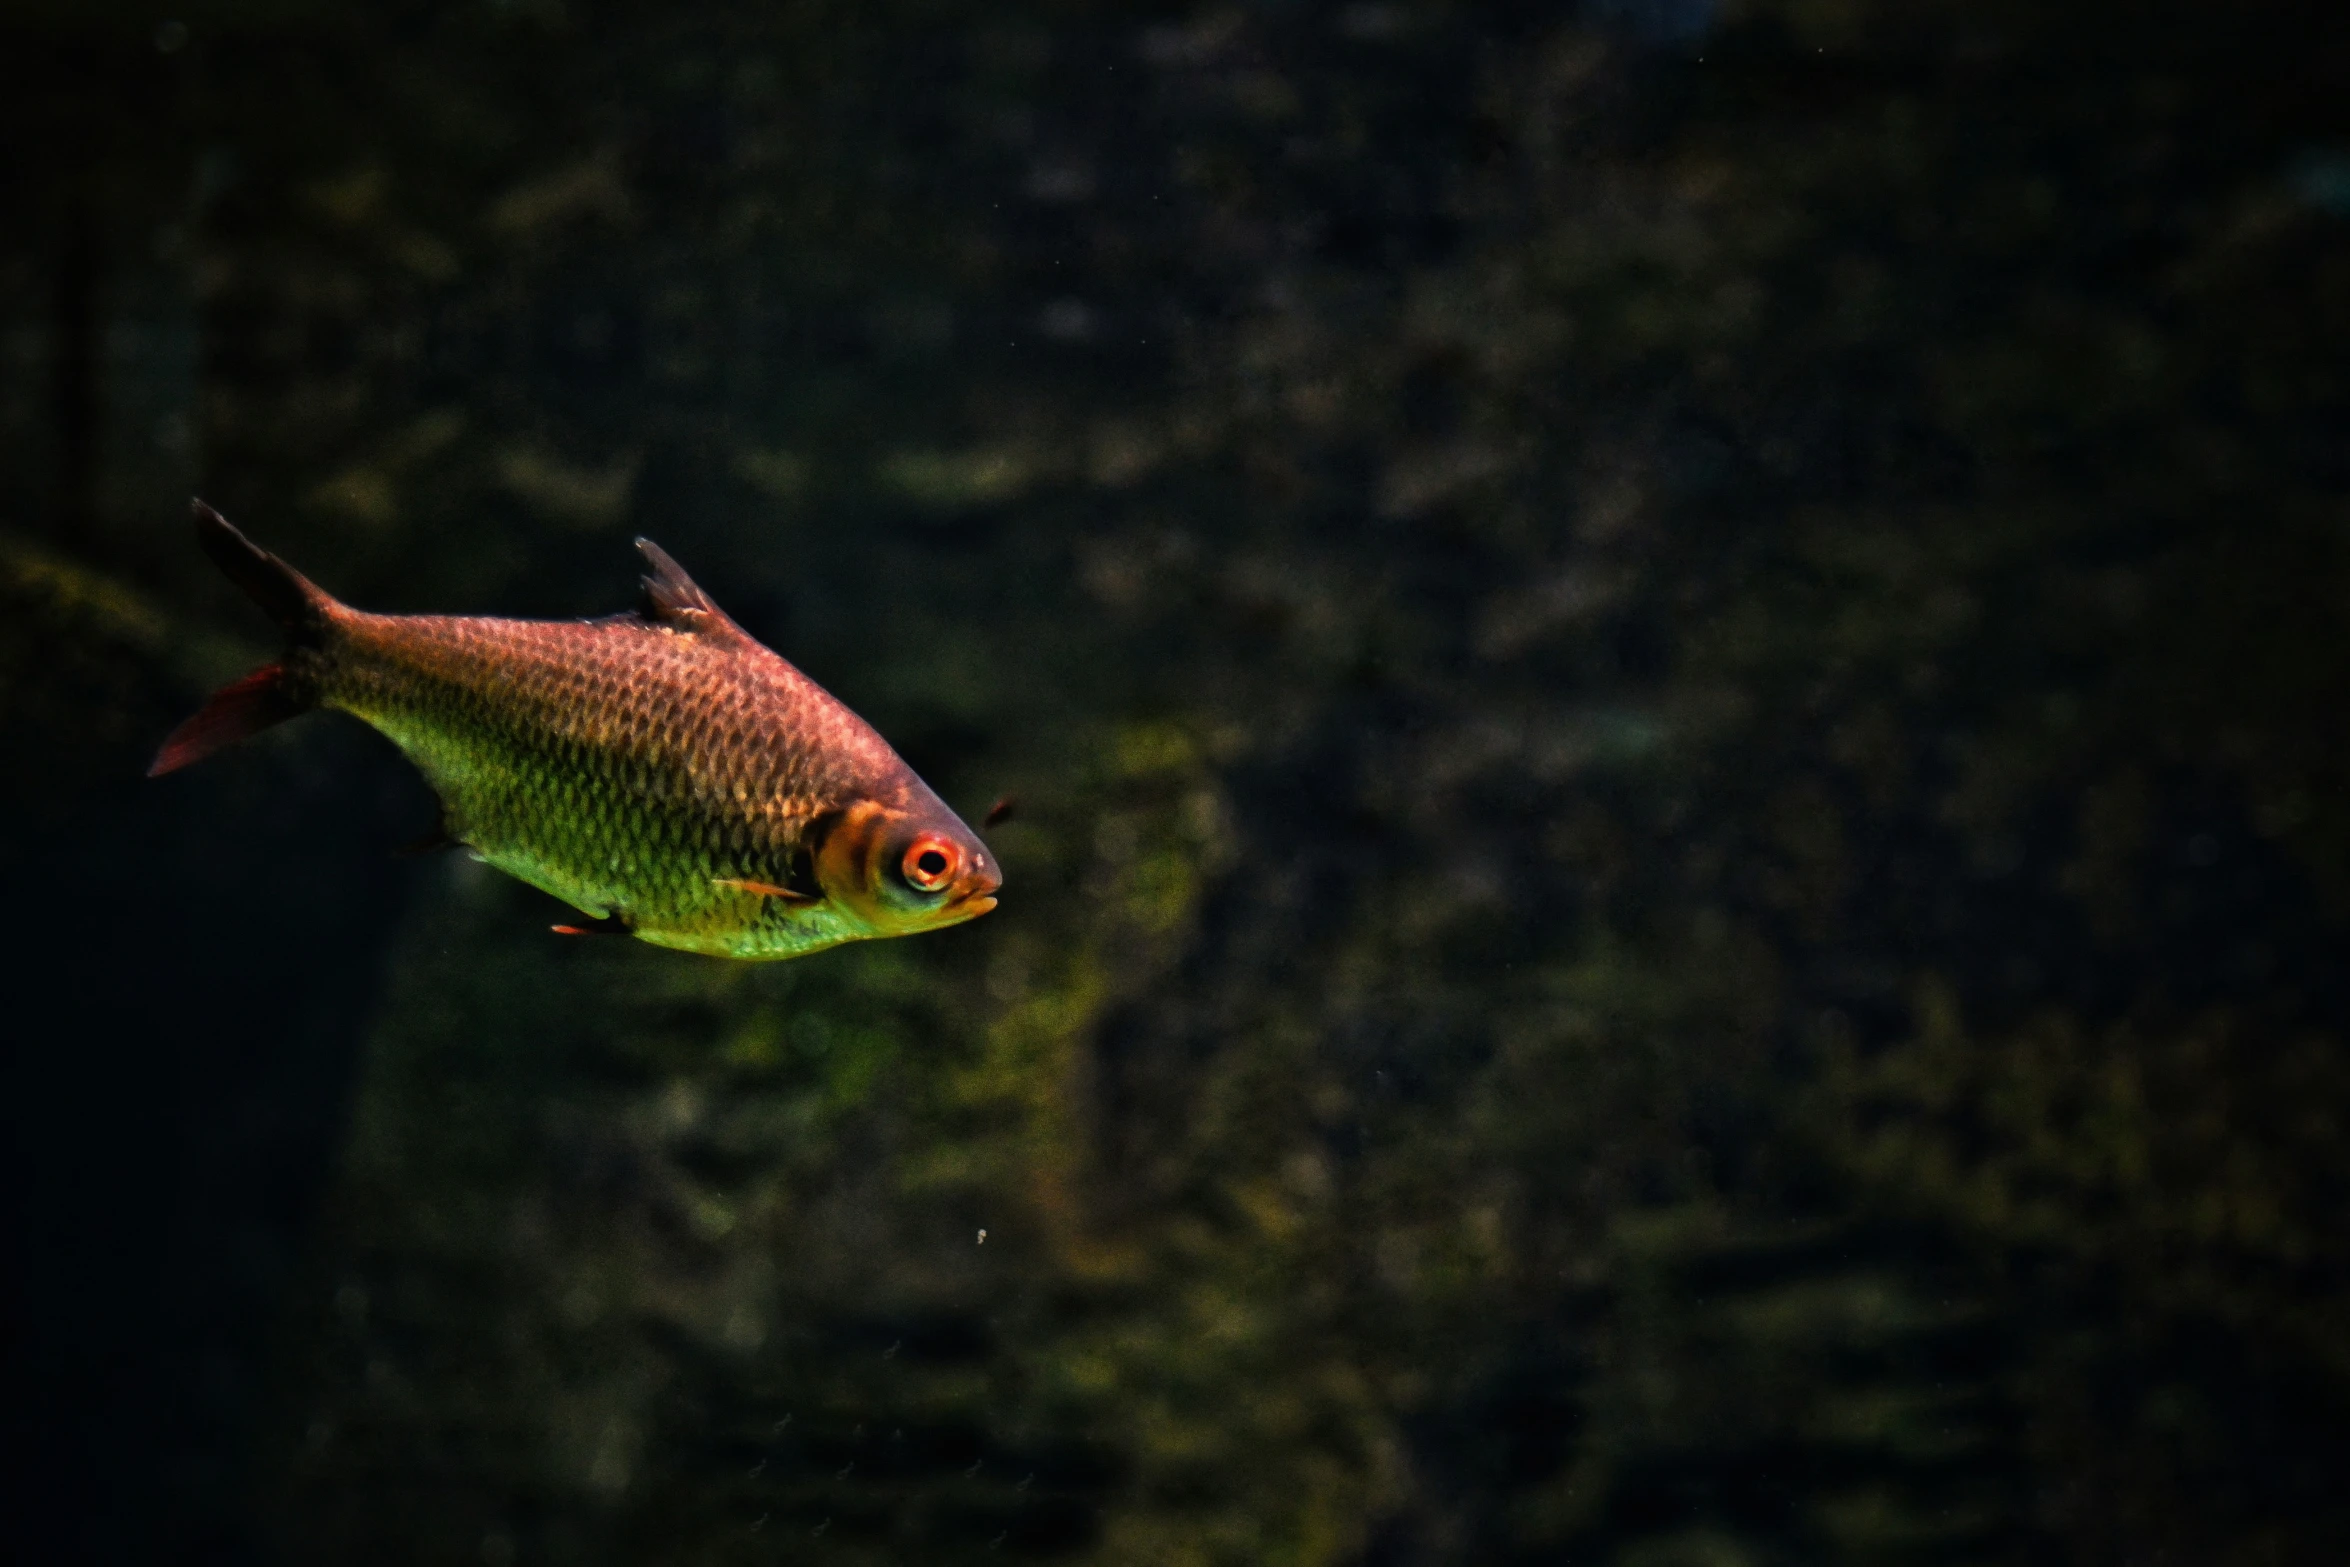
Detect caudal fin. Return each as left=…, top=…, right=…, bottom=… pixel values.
left=148, top=664, right=307, bottom=776
left=147, top=501, right=336, bottom=777
left=192, top=499, right=332, bottom=633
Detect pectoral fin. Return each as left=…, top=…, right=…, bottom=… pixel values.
left=712, top=877, right=819, bottom=904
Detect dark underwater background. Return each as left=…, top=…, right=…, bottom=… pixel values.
left=4, top=2, right=2348, bottom=1563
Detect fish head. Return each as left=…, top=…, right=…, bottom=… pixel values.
left=814, top=798, right=1001, bottom=936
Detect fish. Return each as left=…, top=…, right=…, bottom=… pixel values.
left=150, top=501, right=1000, bottom=961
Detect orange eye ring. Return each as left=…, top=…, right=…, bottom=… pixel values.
left=901, top=834, right=960, bottom=893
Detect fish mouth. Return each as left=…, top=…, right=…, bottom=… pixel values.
left=939, top=860, right=1001, bottom=923
left=946, top=876, right=1000, bottom=920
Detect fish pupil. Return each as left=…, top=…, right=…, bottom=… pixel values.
left=915, top=849, right=948, bottom=879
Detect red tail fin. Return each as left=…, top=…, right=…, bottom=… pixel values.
left=148, top=664, right=307, bottom=776
left=149, top=501, right=337, bottom=777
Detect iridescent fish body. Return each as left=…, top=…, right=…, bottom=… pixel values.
left=151, top=503, right=1000, bottom=960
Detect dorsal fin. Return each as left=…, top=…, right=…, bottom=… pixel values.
left=634, top=538, right=745, bottom=639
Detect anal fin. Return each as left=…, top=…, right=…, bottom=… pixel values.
left=392, top=813, right=461, bottom=858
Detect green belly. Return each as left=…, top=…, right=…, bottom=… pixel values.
left=338, top=696, right=865, bottom=961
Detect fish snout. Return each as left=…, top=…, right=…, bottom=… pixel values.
left=959, top=858, right=1002, bottom=917
left=948, top=848, right=1002, bottom=919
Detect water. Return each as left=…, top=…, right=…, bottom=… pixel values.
left=5, top=3, right=2347, bottom=1563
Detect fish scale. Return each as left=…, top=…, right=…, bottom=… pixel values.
left=150, top=503, right=1000, bottom=961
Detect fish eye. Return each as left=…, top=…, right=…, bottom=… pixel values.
left=900, top=834, right=960, bottom=894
